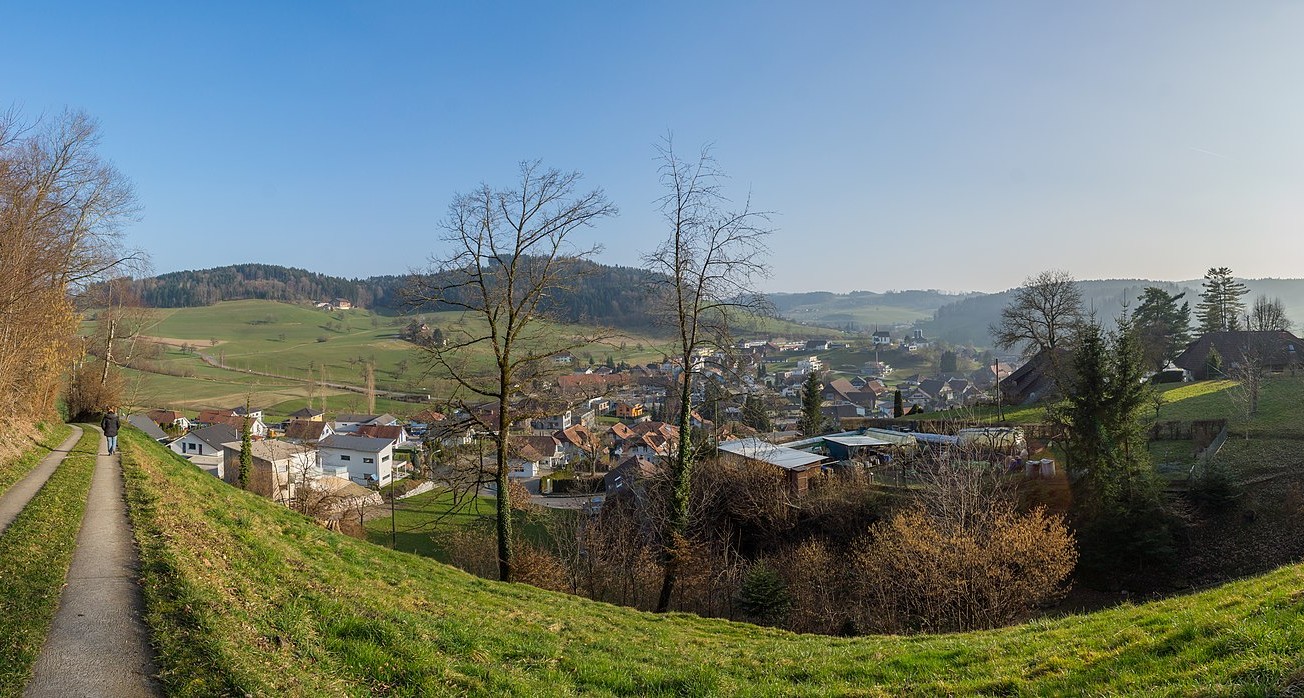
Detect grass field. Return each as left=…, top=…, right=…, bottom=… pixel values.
left=118, top=428, right=1304, bottom=696
left=0, top=427, right=99, bottom=694
left=104, top=299, right=680, bottom=417
left=362, top=488, right=551, bottom=561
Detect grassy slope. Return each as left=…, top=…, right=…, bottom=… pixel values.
left=362, top=489, right=551, bottom=561
left=122, top=300, right=678, bottom=415
left=0, top=427, right=100, bottom=693
left=121, top=428, right=1304, bottom=696
left=0, top=423, right=72, bottom=498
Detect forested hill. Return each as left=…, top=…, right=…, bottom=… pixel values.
left=124, top=261, right=665, bottom=329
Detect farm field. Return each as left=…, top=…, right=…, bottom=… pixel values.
left=104, top=299, right=678, bottom=416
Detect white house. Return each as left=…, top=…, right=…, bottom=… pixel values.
left=170, top=424, right=240, bottom=460
left=318, top=434, right=395, bottom=486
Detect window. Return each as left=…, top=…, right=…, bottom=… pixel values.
left=340, top=455, right=351, bottom=461
left=381, top=454, right=390, bottom=462
left=363, top=457, right=374, bottom=464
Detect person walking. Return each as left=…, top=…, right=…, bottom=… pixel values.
left=102, top=407, right=121, bottom=455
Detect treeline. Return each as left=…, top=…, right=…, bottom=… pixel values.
left=122, top=260, right=666, bottom=330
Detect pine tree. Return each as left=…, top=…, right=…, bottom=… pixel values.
left=1196, top=267, right=1249, bottom=333
left=735, top=563, right=792, bottom=625
left=798, top=371, right=824, bottom=437
left=893, top=390, right=904, bottom=418
left=1134, top=287, right=1192, bottom=370
left=742, top=393, right=772, bottom=433
left=238, top=413, right=253, bottom=490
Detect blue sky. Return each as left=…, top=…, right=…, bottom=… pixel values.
left=4, top=2, right=1302, bottom=292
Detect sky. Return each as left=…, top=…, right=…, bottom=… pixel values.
left=4, top=1, right=1302, bottom=293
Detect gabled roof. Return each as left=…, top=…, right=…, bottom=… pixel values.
left=1173, top=331, right=1302, bottom=379
left=284, top=419, right=330, bottom=441
left=288, top=407, right=325, bottom=419
left=187, top=424, right=240, bottom=451
left=609, top=422, right=635, bottom=440
left=356, top=424, right=406, bottom=442
left=555, top=424, right=595, bottom=449
left=196, top=409, right=237, bottom=424
left=319, top=434, right=394, bottom=452
left=146, top=409, right=184, bottom=424
left=334, top=413, right=382, bottom=424
left=127, top=414, right=169, bottom=441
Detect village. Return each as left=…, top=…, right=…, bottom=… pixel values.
left=129, top=320, right=1302, bottom=526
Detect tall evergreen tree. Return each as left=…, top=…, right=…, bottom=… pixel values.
left=893, top=389, right=904, bottom=418
left=1134, top=287, right=1192, bottom=370
left=1196, top=267, right=1249, bottom=333
left=238, top=412, right=253, bottom=490
left=1054, top=318, right=1172, bottom=579
left=798, top=371, right=825, bottom=437
left=742, top=393, right=772, bottom=433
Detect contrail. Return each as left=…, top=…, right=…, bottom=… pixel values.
left=1187, top=146, right=1227, bottom=159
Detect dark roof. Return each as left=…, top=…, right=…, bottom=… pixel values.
left=1173, top=331, right=1302, bottom=380
left=189, top=424, right=240, bottom=450
left=999, top=348, right=1071, bottom=406
left=334, top=413, right=381, bottom=423
left=288, top=407, right=324, bottom=419
left=127, top=414, right=169, bottom=441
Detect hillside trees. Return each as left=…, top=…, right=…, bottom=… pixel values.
left=1133, top=287, right=1192, bottom=370
left=408, top=162, right=615, bottom=582
left=991, top=270, right=1084, bottom=358
left=1196, top=267, right=1249, bottom=333
left=0, top=109, right=139, bottom=424
left=643, top=138, right=772, bottom=612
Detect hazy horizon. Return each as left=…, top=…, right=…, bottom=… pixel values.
left=5, top=2, right=1301, bottom=293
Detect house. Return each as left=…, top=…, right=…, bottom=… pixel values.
left=126, top=414, right=170, bottom=443
left=717, top=437, right=829, bottom=495
left=1000, top=348, right=1072, bottom=406
left=233, top=405, right=264, bottom=421
left=318, top=434, right=396, bottom=486
left=333, top=298, right=353, bottom=310
left=288, top=407, right=326, bottom=422
left=795, top=357, right=823, bottom=374
left=203, top=413, right=269, bottom=439
left=805, top=339, right=832, bottom=351
left=1173, top=330, right=1303, bottom=380
left=221, top=439, right=318, bottom=505
left=821, top=401, right=864, bottom=420
left=508, top=435, right=564, bottom=478
left=532, top=411, right=572, bottom=433
left=604, top=455, right=659, bottom=495
left=872, top=331, right=892, bottom=346
left=145, top=409, right=189, bottom=431
left=170, top=423, right=240, bottom=462
left=970, top=363, right=1014, bottom=389
left=283, top=419, right=335, bottom=444
left=333, top=413, right=397, bottom=433
left=195, top=408, right=237, bottom=426
left=918, top=378, right=953, bottom=405
left=608, top=421, right=636, bottom=444
left=823, top=378, right=878, bottom=409
left=614, top=402, right=645, bottom=419
left=356, top=423, right=410, bottom=447
left=554, top=424, right=598, bottom=461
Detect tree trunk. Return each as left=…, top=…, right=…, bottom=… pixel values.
left=495, top=368, right=514, bottom=583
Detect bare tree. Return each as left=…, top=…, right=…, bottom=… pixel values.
left=1248, top=295, right=1292, bottom=332
left=991, top=270, right=1084, bottom=358
left=642, top=137, right=773, bottom=612
left=407, top=162, right=615, bottom=582
left=0, top=109, right=141, bottom=423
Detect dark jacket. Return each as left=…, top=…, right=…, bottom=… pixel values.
left=101, top=412, right=120, bottom=437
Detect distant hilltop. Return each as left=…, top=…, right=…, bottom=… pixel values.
left=117, top=264, right=1304, bottom=346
